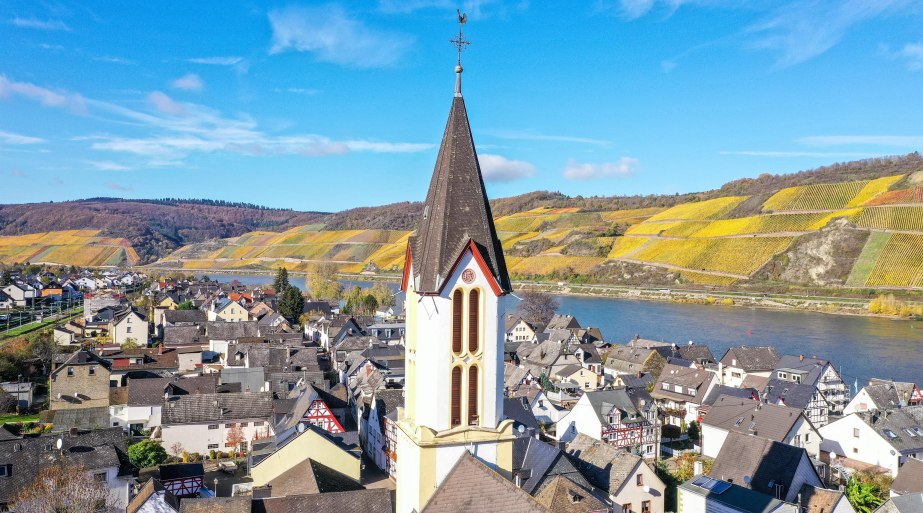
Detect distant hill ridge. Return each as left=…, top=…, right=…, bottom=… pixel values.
left=2, top=153, right=923, bottom=291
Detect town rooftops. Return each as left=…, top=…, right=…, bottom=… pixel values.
left=162, top=325, right=207, bottom=347
left=563, top=433, right=642, bottom=493
left=162, top=309, right=207, bottom=325
left=161, top=392, right=273, bottom=425
left=583, top=387, right=655, bottom=424
left=254, top=489, right=394, bottom=513
left=680, top=476, right=796, bottom=513
left=545, top=314, right=581, bottom=332
left=892, top=458, right=923, bottom=495
left=722, top=346, right=781, bottom=372
left=701, top=395, right=804, bottom=441
left=652, top=363, right=715, bottom=404
left=159, top=462, right=204, bottom=481
left=874, top=493, right=923, bottom=513
left=856, top=406, right=923, bottom=453
left=205, top=321, right=259, bottom=340
left=863, top=384, right=905, bottom=410
left=762, top=378, right=820, bottom=411
left=127, top=375, right=225, bottom=406
left=709, top=431, right=819, bottom=497
left=533, top=475, right=609, bottom=513
left=773, top=355, right=832, bottom=386
left=798, top=484, right=846, bottom=513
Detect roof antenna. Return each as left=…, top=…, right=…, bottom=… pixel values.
left=450, top=10, right=470, bottom=97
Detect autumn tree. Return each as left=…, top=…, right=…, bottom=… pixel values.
left=516, top=290, right=560, bottom=326
left=27, top=331, right=57, bottom=376
left=307, top=262, right=343, bottom=300
left=226, top=424, right=246, bottom=456
left=11, top=464, right=111, bottom=513
left=370, top=282, right=395, bottom=308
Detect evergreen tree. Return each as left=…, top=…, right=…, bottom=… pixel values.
left=279, top=285, right=305, bottom=322
left=0, top=270, right=9, bottom=287
left=273, top=267, right=290, bottom=293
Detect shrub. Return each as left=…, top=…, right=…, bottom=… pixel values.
left=662, top=424, right=681, bottom=439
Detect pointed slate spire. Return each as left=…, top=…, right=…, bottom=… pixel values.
left=408, top=54, right=510, bottom=295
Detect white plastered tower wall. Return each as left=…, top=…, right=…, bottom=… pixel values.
left=395, top=253, right=515, bottom=513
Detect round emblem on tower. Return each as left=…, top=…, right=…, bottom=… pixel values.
left=462, top=269, right=476, bottom=284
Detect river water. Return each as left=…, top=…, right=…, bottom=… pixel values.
left=215, top=273, right=923, bottom=386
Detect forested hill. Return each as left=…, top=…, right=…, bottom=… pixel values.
left=0, top=153, right=921, bottom=264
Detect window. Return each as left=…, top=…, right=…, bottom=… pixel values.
left=731, top=372, right=742, bottom=378
left=126, top=317, right=131, bottom=323
left=88, top=366, right=95, bottom=375
left=636, top=474, right=644, bottom=486
left=662, top=383, right=669, bottom=390
left=622, top=503, right=632, bottom=513
left=67, top=367, right=74, bottom=377
left=452, top=290, right=463, bottom=354
left=468, top=289, right=479, bottom=353
left=253, top=421, right=264, bottom=427
left=94, top=472, right=106, bottom=482
left=0, top=466, right=8, bottom=477
left=126, top=326, right=132, bottom=333
left=468, top=365, right=479, bottom=426
left=450, top=366, right=462, bottom=427
left=225, top=423, right=236, bottom=428
left=208, top=444, right=219, bottom=450
left=805, top=433, right=810, bottom=442
left=853, top=447, right=858, bottom=454
left=208, top=424, right=218, bottom=430
left=642, top=501, right=651, bottom=513
left=853, top=428, right=860, bottom=438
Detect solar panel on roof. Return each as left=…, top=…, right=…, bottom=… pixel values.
left=692, top=476, right=732, bottom=494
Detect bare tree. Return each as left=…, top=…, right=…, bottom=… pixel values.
left=11, top=464, right=111, bottom=513
left=516, top=290, right=560, bottom=326
left=169, top=441, right=184, bottom=459
left=226, top=424, right=245, bottom=456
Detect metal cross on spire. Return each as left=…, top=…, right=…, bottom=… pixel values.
left=450, top=10, right=469, bottom=97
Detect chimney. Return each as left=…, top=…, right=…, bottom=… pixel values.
left=636, top=371, right=642, bottom=379
left=718, top=362, right=724, bottom=385
left=694, top=460, right=704, bottom=476
left=800, top=354, right=805, bottom=361
left=158, top=344, right=164, bottom=355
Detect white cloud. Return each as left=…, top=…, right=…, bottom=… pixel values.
left=95, top=56, right=136, bottom=65
left=797, top=135, right=923, bottom=148
left=485, top=129, right=611, bottom=146
left=268, top=5, right=414, bottom=68
left=146, top=91, right=187, bottom=116
left=881, top=42, right=923, bottom=71
left=9, top=17, right=70, bottom=31
left=478, top=154, right=536, bottom=182
left=171, top=73, right=204, bottom=91
left=562, top=157, right=638, bottom=180
left=86, top=160, right=129, bottom=170
left=0, top=74, right=87, bottom=114
left=188, top=56, right=243, bottom=66
left=0, top=129, right=44, bottom=145
left=274, top=87, right=319, bottom=96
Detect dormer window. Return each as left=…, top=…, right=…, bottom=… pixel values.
left=89, top=366, right=96, bottom=376
left=67, top=367, right=74, bottom=377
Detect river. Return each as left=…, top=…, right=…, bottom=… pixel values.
left=214, top=273, right=923, bottom=387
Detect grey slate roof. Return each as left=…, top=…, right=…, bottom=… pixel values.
left=679, top=477, right=795, bottom=513
left=512, top=436, right=594, bottom=495
left=205, top=321, right=259, bottom=340
left=421, top=452, right=549, bottom=513
left=709, top=431, right=821, bottom=497
left=702, top=385, right=759, bottom=406
left=773, top=355, right=832, bottom=386
left=875, top=493, right=923, bottom=513
left=48, top=406, right=111, bottom=433
left=863, top=384, right=904, bottom=410
left=893, top=458, right=923, bottom=495
left=162, top=392, right=273, bottom=424
left=722, top=346, right=780, bottom=372
left=563, top=433, right=643, bottom=493
left=856, top=406, right=923, bottom=454
left=254, top=489, right=394, bottom=513
left=162, top=325, right=206, bottom=347
left=504, top=397, right=540, bottom=433
left=180, top=497, right=249, bottom=513
left=582, top=387, right=656, bottom=424
left=162, top=309, right=207, bottom=325
left=762, top=378, right=822, bottom=411
left=799, top=485, right=846, bottom=513
left=220, top=367, right=266, bottom=394
left=701, top=395, right=804, bottom=441
left=128, top=375, right=222, bottom=405
left=409, top=95, right=510, bottom=295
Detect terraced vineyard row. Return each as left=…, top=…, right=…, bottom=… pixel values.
left=763, top=180, right=868, bottom=212
left=646, top=196, right=747, bottom=222
left=865, top=233, right=923, bottom=287
left=855, top=207, right=923, bottom=232
left=629, top=237, right=795, bottom=276
left=0, top=230, right=139, bottom=267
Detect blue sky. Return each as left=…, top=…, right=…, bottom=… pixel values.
left=2, top=1, right=922, bottom=212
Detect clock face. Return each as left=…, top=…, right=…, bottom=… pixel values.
left=462, top=269, right=476, bottom=284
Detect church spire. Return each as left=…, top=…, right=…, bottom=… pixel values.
left=406, top=12, right=510, bottom=296
left=449, top=10, right=469, bottom=97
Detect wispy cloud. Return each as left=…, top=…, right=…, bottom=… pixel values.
left=274, top=87, right=319, bottom=96
left=881, top=42, right=923, bottom=71
left=485, top=129, right=611, bottom=146
left=797, top=135, right=923, bottom=148
left=478, top=154, right=536, bottom=182
left=188, top=56, right=243, bottom=66
left=94, top=56, right=136, bottom=65
left=562, top=157, right=638, bottom=180
left=86, top=160, right=129, bottom=171
left=268, top=5, right=414, bottom=68
left=9, top=17, right=70, bottom=31
left=10, top=169, right=26, bottom=177
left=171, top=73, right=204, bottom=91
left=105, top=182, right=133, bottom=191
left=146, top=91, right=186, bottom=116
left=0, top=129, right=45, bottom=145
left=719, top=150, right=876, bottom=158
left=0, top=74, right=87, bottom=114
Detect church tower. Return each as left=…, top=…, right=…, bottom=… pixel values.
left=395, top=13, right=516, bottom=513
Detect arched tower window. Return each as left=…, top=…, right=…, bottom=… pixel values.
left=468, top=365, right=479, bottom=426
left=452, top=289, right=463, bottom=354
left=468, top=289, right=480, bottom=354
left=451, top=366, right=462, bottom=427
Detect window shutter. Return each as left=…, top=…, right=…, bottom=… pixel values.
left=452, top=290, right=463, bottom=354
left=451, top=367, right=462, bottom=427
left=468, top=365, right=479, bottom=425
left=468, top=289, right=479, bottom=353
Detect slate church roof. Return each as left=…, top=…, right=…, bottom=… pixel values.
left=407, top=91, right=510, bottom=295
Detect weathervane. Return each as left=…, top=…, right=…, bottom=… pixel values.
left=450, top=10, right=469, bottom=97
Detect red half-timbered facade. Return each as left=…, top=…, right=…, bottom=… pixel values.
left=303, top=399, right=345, bottom=434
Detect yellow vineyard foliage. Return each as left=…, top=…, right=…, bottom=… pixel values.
left=855, top=206, right=923, bottom=232
left=0, top=230, right=139, bottom=267
left=848, top=175, right=905, bottom=207
left=763, top=180, right=868, bottom=212
left=646, top=196, right=748, bottom=222
left=607, top=236, right=651, bottom=259
left=631, top=237, right=794, bottom=276
left=865, top=233, right=923, bottom=287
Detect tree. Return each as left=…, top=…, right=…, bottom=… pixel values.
left=307, top=262, right=342, bottom=300
left=226, top=424, right=246, bottom=456
left=686, top=420, right=700, bottom=444
left=127, top=439, right=168, bottom=469
left=273, top=267, right=290, bottom=293
left=169, top=441, right=184, bottom=459
left=0, top=390, right=17, bottom=414
left=11, top=464, right=111, bottom=513
left=279, top=285, right=305, bottom=322
left=0, top=270, right=10, bottom=287
left=342, top=285, right=364, bottom=314
left=121, top=338, right=141, bottom=349
left=370, top=282, right=395, bottom=308
left=362, top=294, right=379, bottom=316
left=176, top=300, right=195, bottom=310
left=516, top=290, right=560, bottom=325
left=846, top=471, right=892, bottom=513
left=27, top=331, right=57, bottom=376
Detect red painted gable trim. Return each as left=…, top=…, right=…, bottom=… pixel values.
left=440, top=240, right=504, bottom=297
left=400, top=244, right=413, bottom=293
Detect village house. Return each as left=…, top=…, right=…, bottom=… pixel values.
left=891, top=458, right=923, bottom=497
left=556, top=387, right=660, bottom=460
left=127, top=478, right=179, bottom=513
left=700, top=395, right=821, bottom=458
left=678, top=476, right=797, bottom=513
left=50, top=349, right=112, bottom=411
left=870, top=379, right=923, bottom=406
left=604, top=344, right=668, bottom=382
left=108, top=306, right=149, bottom=346
left=505, top=314, right=540, bottom=343
left=761, top=378, right=832, bottom=427
left=1, top=281, right=35, bottom=307
left=651, top=363, right=717, bottom=427
left=564, top=433, right=666, bottom=513
left=110, top=375, right=228, bottom=434
left=510, top=435, right=612, bottom=510
left=719, top=346, right=780, bottom=388
left=362, top=388, right=403, bottom=478
left=553, top=364, right=601, bottom=391
left=819, top=406, right=923, bottom=477
left=160, top=392, right=275, bottom=455
left=207, top=297, right=251, bottom=322
left=771, top=355, right=850, bottom=415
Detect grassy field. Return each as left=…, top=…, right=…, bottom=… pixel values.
left=846, top=232, right=891, bottom=287
left=0, top=413, right=40, bottom=424
left=0, top=308, right=83, bottom=340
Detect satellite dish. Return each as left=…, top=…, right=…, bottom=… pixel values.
left=55, top=438, right=63, bottom=450
left=643, top=485, right=651, bottom=493
left=743, top=476, right=751, bottom=485
left=830, top=452, right=837, bottom=461
left=890, top=449, right=896, bottom=456
left=297, top=423, right=305, bottom=433
left=517, top=425, right=525, bottom=434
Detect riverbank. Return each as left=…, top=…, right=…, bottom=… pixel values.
left=143, top=265, right=923, bottom=320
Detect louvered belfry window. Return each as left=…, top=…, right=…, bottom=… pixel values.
left=451, top=366, right=462, bottom=427
left=468, top=289, right=479, bottom=353
left=452, top=289, right=463, bottom=354
left=468, top=365, right=479, bottom=425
